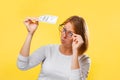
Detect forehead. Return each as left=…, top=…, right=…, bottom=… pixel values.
left=64, top=22, right=75, bottom=33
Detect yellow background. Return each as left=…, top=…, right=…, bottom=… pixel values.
left=0, top=0, right=120, bottom=80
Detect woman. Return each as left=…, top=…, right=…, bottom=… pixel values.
left=17, top=16, right=91, bottom=80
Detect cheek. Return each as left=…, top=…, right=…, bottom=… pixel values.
left=69, top=39, right=73, bottom=43
left=66, top=39, right=73, bottom=44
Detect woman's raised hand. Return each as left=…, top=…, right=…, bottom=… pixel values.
left=24, top=17, right=39, bottom=35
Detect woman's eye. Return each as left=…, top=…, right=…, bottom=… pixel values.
left=68, top=32, right=73, bottom=37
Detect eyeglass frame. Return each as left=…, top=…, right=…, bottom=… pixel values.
left=59, top=25, right=74, bottom=38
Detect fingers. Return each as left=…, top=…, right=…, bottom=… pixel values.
left=24, top=17, right=39, bottom=25
left=72, top=33, right=84, bottom=44
left=25, top=17, right=38, bottom=21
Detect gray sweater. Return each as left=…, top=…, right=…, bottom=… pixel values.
left=17, top=44, right=91, bottom=80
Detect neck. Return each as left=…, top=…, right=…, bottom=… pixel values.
left=59, top=45, right=72, bottom=55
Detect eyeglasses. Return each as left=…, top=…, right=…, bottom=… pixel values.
left=59, top=25, right=73, bottom=38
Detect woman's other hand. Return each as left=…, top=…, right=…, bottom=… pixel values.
left=72, top=33, right=84, bottom=55
left=24, top=17, right=39, bottom=35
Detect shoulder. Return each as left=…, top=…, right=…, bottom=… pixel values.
left=79, top=54, right=91, bottom=64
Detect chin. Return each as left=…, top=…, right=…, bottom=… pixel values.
left=60, top=39, right=72, bottom=47
left=61, top=43, right=72, bottom=48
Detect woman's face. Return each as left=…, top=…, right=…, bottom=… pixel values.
left=60, top=22, right=75, bottom=47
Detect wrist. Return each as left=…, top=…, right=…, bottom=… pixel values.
left=27, top=33, right=34, bottom=39
left=73, top=51, right=79, bottom=57
left=28, top=32, right=34, bottom=36
left=72, top=48, right=78, bottom=54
